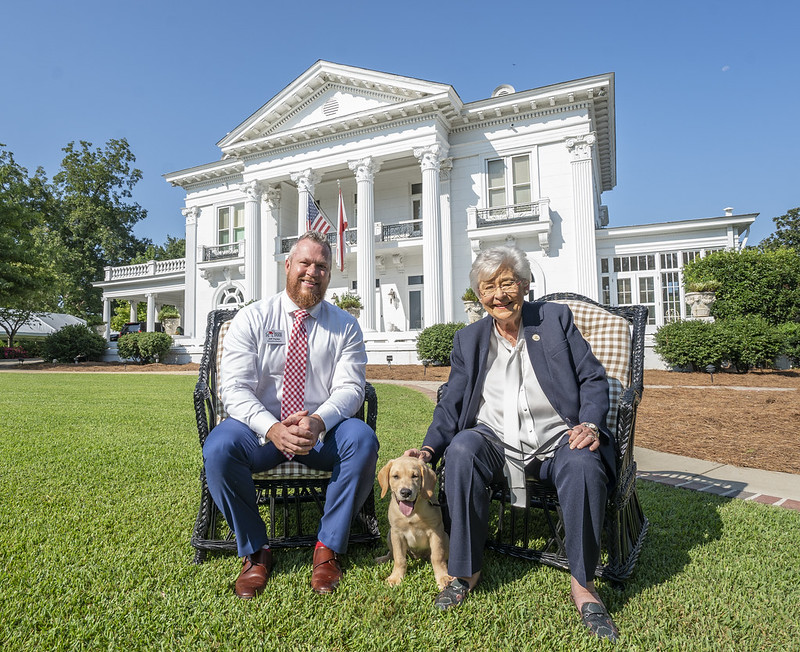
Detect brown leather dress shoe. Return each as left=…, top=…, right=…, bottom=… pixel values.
left=234, top=548, right=273, bottom=599
left=310, top=544, right=342, bottom=594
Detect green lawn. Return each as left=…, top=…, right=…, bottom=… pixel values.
left=0, top=373, right=798, bottom=651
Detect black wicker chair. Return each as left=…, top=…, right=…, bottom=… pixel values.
left=191, top=308, right=380, bottom=564
left=437, top=293, right=649, bottom=585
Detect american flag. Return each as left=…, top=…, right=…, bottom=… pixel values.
left=307, top=194, right=334, bottom=234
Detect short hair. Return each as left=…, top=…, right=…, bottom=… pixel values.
left=288, top=230, right=332, bottom=264
left=469, top=245, right=531, bottom=293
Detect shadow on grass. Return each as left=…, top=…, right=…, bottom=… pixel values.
left=605, top=480, right=726, bottom=608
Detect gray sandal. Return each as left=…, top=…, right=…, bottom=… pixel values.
left=434, top=577, right=471, bottom=611
left=580, top=602, right=619, bottom=642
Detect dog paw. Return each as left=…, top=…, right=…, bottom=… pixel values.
left=386, top=573, right=404, bottom=587
left=436, top=574, right=453, bottom=590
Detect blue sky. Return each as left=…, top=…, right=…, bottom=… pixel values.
left=2, top=0, right=798, bottom=248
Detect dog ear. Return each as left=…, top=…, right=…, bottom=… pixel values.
left=421, top=462, right=437, bottom=500
left=377, top=461, right=392, bottom=498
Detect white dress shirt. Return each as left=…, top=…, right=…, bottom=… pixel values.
left=219, top=291, right=367, bottom=442
left=476, top=324, right=567, bottom=506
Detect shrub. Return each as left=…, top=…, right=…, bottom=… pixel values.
left=778, top=322, right=800, bottom=367
left=653, top=319, right=728, bottom=371
left=461, top=287, right=480, bottom=302
left=682, top=248, right=800, bottom=324
left=157, top=305, right=180, bottom=320
left=416, top=322, right=466, bottom=365
left=117, top=332, right=173, bottom=364
left=333, top=292, right=362, bottom=310
left=717, top=315, right=784, bottom=372
left=2, top=346, right=28, bottom=359
left=41, top=325, right=106, bottom=363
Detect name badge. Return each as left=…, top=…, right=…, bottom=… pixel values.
left=265, top=329, right=285, bottom=344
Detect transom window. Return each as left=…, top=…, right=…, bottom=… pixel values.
left=487, top=155, right=531, bottom=208
left=217, top=203, right=245, bottom=245
left=218, top=286, right=244, bottom=306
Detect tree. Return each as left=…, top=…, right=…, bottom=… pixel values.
left=0, top=146, right=55, bottom=342
left=761, top=207, right=800, bottom=251
left=682, top=248, right=800, bottom=324
left=130, top=235, right=185, bottom=264
left=46, top=138, right=149, bottom=320
left=0, top=148, right=52, bottom=302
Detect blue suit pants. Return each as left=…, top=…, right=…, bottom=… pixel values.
left=443, top=426, right=608, bottom=586
left=203, top=417, right=379, bottom=557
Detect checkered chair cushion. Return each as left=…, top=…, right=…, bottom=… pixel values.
left=213, top=317, right=331, bottom=481
left=551, top=299, right=632, bottom=437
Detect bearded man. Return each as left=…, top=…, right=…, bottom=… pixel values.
left=203, top=231, right=378, bottom=599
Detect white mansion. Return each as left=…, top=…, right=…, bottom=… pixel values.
left=95, top=61, right=756, bottom=367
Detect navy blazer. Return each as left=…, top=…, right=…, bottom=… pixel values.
left=422, top=301, right=617, bottom=482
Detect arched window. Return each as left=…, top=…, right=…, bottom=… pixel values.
left=217, top=286, right=244, bottom=307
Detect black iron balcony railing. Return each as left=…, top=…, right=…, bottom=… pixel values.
left=202, top=242, right=243, bottom=262
left=476, top=202, right=540, bottom=228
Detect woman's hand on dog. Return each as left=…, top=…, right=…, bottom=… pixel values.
left=404, top=448, right=433, bottom=464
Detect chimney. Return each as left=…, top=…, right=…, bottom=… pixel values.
left=724, top=207, right=733, bottom=216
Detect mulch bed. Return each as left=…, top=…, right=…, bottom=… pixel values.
left=6, top=362, right=799, bottom=475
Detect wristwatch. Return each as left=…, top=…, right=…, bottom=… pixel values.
left=580, top=422, right=599, bottom=435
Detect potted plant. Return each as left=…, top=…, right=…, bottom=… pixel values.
left=461, top=287, right=484, bottom=324
left=333, top=292, right=363, bottom=318
left=684, top=279, right=720, bottom=320
left=157, top=305, right=182, bottom=335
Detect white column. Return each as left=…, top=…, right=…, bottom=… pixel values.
left=290, top=169, right=321, bottom=237
left=182, top=206, right=199, bottom=338
left=129, top=301, right=138, bottom=322
left=262, top=185, right=281, bottom=297
left=565, top=133, right=600, bottom=300
left=414, top=144, right=448, bottom=326
left=103, top=297, right=111, bottom=341
left=240, top=181, right=264, bottom=303
left=146, top=293, right=156, bottom=332
left=348, top=157, right=381, bottom=331
left=439, top=157, right=454, bottom=323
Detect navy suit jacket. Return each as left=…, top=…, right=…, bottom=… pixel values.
left=422, top=301, right=617, bottom=482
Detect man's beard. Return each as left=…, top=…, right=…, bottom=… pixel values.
left=286, top=275, right=325, bottom=309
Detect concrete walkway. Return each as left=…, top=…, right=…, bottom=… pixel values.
left=371, top=378, right=800, bottom=513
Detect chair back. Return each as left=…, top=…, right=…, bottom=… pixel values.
left=538, top=294, right=646, bottom=439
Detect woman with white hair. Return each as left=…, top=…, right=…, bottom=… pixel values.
left=406, top=245, right=619, bottom=642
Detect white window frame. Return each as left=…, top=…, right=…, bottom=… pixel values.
left=217, top=203, right=245, bottom=245
left=486, top=153, right=532, bottom=210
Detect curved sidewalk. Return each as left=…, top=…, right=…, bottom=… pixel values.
left=370, top=378, right=800, bottom=512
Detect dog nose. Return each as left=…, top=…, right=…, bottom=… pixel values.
left=399, top=488, right=412, bottom=499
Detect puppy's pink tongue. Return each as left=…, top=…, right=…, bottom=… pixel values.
left=399, top=500, right=415, bottom=516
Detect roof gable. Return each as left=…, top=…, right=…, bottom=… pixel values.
left=217, top=61, right=456, bottom=153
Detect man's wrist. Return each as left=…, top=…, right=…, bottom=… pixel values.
left=420, top=446, right=435, bottom=462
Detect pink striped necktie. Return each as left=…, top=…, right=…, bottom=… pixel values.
left=280, top=309, right=310, bottom=460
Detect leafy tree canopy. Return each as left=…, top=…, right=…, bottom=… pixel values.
left=130, top=235, right=185, bottom=264
left=683, top=248, right=800, bottom=324
left=760, top=206, right=800, bottom=251
left=43, top=138, right=150, bottom=319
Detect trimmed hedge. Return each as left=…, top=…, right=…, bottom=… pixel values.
left=654, top=317, right=788, bottom=372
left=416, top=322, right=466, bottom=365
left=41, top=324, right=107, bottom=363
left=117, top=331, right=173, bottom=364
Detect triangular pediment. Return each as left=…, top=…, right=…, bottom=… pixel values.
left=217, top=61, right=456, bottom=152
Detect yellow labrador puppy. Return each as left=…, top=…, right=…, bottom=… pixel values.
left=376, top=456, right=450, bottom=589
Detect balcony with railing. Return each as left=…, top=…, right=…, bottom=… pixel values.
left=102, top=258, right=186, bottom=282
left=467, top=198, right=552, bottom=253
left=279, top=220, right=423, bottom=254
left=202, top=241, right=244, bottom=262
